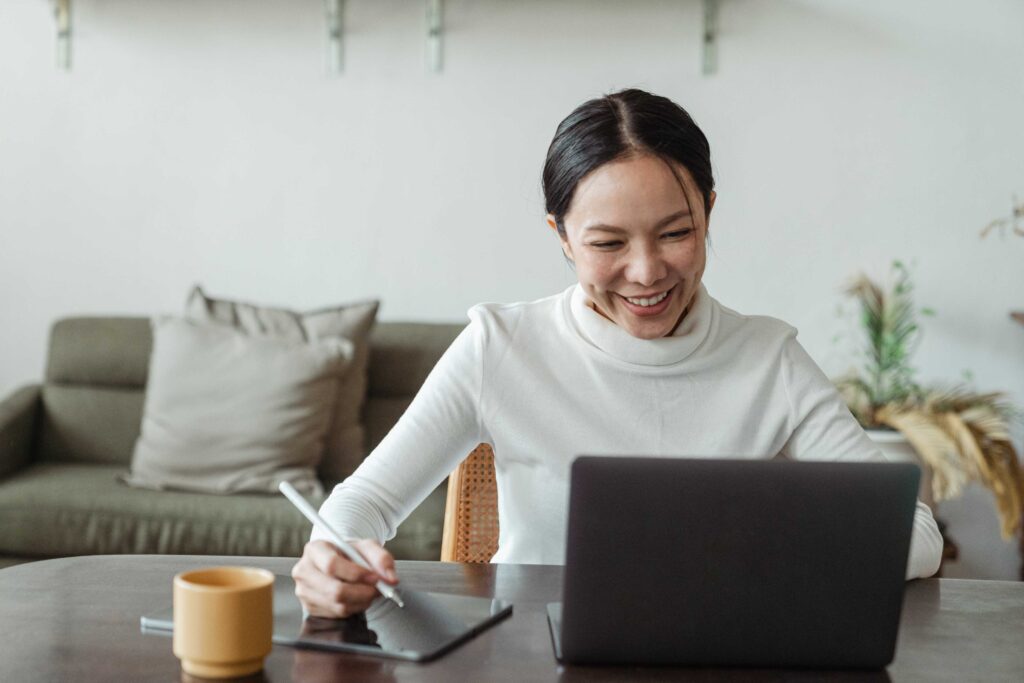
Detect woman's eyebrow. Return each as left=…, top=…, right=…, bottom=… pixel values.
left=583, top=209, right=691, bottom=234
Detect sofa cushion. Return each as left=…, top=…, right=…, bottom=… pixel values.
left=0, top=385, right=40, bottom=479
left=45, top=317, right=152, bottom=387
left=364, top=397, right=413, bottom=453
left=0, top=464, right=446, bottom=560
left=124, top=318, right=350, bottom=496
left=0, top=464, right=316, bottom=557
left=186, top=287, right=379, bottom=486
left=362, top=323, right=462, bottom=453
left=38, top=385, right=145, bottom=465
left=38, top=317, right=151, bottom=465
left=367, top=323, right=465, bottom=398
left=36, top=318, right=463, bottom=468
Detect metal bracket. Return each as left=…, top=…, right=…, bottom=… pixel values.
left=426, top=0, right=443, bottom=73
left=53, top=0, right=71, bottom=70
left=325, top=0, right=344, bottom=75
left=702, top=0, right=719, bottom=76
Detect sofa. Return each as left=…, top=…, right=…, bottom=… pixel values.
left=0, top=316, right=464, bottom=569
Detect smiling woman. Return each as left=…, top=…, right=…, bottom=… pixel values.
left=551, top=155, right=710, bottom=339
left=542, top=90, right=715, bottom=340
left=290, top=89, right=945, bottom=619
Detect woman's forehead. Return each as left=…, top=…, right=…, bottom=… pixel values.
left=567, top=154, right=702, bottom=229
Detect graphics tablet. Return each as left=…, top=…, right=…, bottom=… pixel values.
left=142, top=574, right=512, bottom=662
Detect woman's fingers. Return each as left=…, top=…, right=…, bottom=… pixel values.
left=295, top=576, right=378, bottom=618
left=291, top=539, right=395, bottom=617
left=352, top=539, right=399, bottom=585
left=307, top=539, right=380, bottom=584
left=295, top=552, right=376, bottom=599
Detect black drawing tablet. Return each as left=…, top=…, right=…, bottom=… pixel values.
left=141, top=574, right=513, bottom=662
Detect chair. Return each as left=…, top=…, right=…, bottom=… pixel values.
left=440, top=443, right=499, bottom=563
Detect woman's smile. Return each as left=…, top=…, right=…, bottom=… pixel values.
left=617, top=284, right=676, bottom=317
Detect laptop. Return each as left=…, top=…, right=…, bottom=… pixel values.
left=547, top=456, right=920, bottom=669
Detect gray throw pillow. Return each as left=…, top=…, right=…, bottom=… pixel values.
left=184, top=286, right=379, bottom=484
left=123, top=317, right=352, bottom=495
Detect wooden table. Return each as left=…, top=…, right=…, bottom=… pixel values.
left=0, top=555, right=1021, bottom=681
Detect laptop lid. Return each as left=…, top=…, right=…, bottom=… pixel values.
left=552, top=457, right=920, bottom=669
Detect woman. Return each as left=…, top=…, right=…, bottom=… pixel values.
left=292, top=89, right=943, bottom=617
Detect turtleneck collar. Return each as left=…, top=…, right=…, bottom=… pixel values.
left=567, top=283, right=715, bottom=366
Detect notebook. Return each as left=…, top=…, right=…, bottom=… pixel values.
left=547, top=456, right=920, bottom=669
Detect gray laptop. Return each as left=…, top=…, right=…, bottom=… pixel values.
left=547, top=456, right=920, bottom=669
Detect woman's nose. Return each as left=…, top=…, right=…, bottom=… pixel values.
left=625, top=247, right=668, bottom=287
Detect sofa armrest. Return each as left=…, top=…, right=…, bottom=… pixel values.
left=0, top=384, right=41, bottom=480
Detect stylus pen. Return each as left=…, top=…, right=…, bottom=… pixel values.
left=278, top=481, right=405, bottom=608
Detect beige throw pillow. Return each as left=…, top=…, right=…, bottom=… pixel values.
left=123, top=317, right=352, bottom=495
left=185, top=286, right=379, bottom=484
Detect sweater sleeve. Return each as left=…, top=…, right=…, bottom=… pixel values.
left=312, top=316, right=488, bottom=546
left=780, top=335, right=943, bottom=580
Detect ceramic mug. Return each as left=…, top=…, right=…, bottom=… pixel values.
left=173, top=566, right=274, bottom=679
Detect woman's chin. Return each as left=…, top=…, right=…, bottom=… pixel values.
left=624, top=321, right=675, bottom=340
left=615, top=310, right=680, bottom=339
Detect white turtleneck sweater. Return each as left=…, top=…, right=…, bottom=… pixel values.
left=316, top=285, right=943, bottom=580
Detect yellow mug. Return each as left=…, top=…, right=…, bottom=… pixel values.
left=173, top=566, right=274, bottom=679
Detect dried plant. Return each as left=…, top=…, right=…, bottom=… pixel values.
left=837, top=262, right=925, bottom=419
left=835, top=262, right=1023, bottom=538
left=979, top=195, right=1024, bottom=239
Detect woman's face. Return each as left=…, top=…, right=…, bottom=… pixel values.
left=549, top=154, right=715, bottom=340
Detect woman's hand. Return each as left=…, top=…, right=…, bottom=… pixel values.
left=292, top=539, right=399, bottom=618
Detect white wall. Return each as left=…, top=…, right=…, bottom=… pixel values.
left=2, top=0, right=1022, bottom=577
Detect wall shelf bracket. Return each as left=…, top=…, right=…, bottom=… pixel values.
left=426, top=0, right=443, bottom=73
left=325, top=0, right=344, bottom=75
left=52, top=0, right=71, bottom=70
left=702, top=0, right=719, bottom=76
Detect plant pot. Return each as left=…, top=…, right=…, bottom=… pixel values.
left=864, top=428, right=935, bottom=510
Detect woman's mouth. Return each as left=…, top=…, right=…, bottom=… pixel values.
left=625, top=291, right=669, bottom=307
left=618, top=285, right=676, bottom=317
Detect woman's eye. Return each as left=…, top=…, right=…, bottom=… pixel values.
left=661, top=229, right=693, bottom=240
left=589, top=241, right=622, bottom=249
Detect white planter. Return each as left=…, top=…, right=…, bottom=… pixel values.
left=864, top=428, right=934, bottom=509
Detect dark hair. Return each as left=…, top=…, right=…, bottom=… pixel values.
left=542, top=89, right=714, bottom=236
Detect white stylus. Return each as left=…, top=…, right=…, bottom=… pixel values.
left=278, top=481, right=404, bottom=608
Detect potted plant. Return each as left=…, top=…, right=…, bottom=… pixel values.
left=834, top=261, right=1023, bottom=541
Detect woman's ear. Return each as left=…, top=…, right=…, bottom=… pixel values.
left=546, top=214, right=574, bottom=262
left=545, top=214, right=560, bottom=234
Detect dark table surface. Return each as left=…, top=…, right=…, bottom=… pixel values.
left=0, top=555, right=1021, bottom=682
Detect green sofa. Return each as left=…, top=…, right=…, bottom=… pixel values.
left=0, top=317, right=463, bottom=569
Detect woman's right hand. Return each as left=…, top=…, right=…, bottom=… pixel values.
left=291, top=539, right=399, bottom=618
